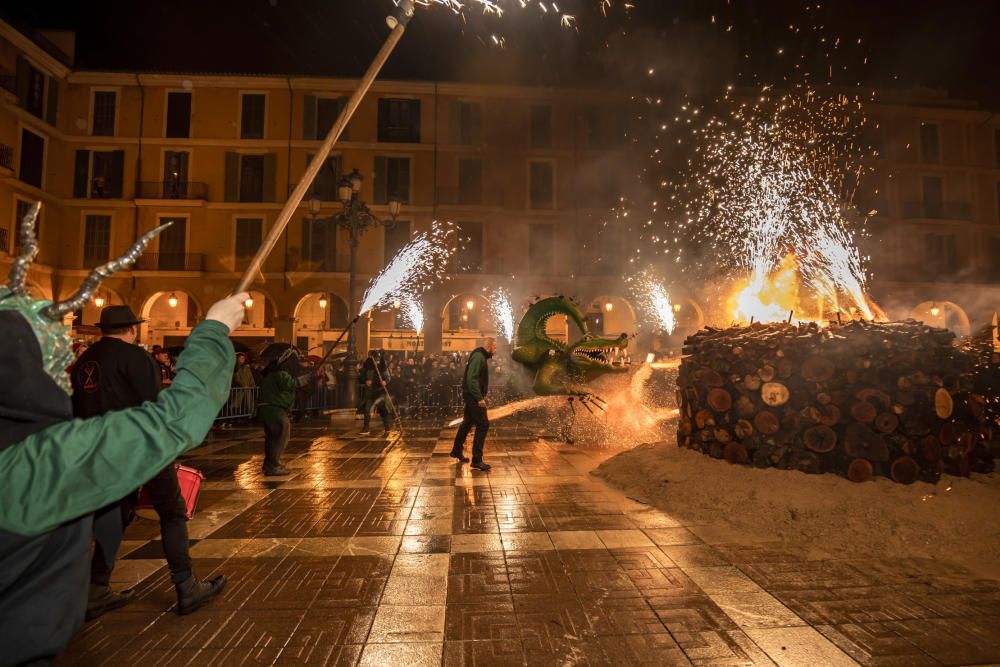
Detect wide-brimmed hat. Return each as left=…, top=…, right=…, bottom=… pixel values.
left=95, top=305, right=145, bottom=329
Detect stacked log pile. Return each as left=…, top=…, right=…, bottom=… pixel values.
left=677, top=320, right=994, bottom=483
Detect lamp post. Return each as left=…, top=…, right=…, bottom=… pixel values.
left=320, top=167, right=401, bottom=408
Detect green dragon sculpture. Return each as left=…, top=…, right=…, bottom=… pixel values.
left=511, top=296, right=630, bottom=400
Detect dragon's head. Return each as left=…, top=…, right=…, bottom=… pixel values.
left=568, top=332, right=630, bottom=378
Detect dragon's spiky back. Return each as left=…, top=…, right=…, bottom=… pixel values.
left=514, top=296, right=589, bottom=355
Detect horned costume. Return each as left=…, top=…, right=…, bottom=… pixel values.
left=0, top=203, right=236, bottom=664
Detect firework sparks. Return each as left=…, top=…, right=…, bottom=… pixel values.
left=401, top=295, right=424, bottom=334
left=447, top=396, right=558, bottom=427
left=487, top=288, right=515, bottom=343
left=360, top=222, right=455, bottom=316
left=630, top=273, right=676, bottom=334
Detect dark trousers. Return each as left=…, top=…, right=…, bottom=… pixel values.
left=262, top=410, right=290, bottom=468
left=91, top=465, right=192, bottom=586
left=452, top=398, right=489, bottom=463
left=362, top=395, right=390, bottom=431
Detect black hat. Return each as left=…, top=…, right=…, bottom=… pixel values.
left=95, top=305, right=145, bottom=329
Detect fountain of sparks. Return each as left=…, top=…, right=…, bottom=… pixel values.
left=630, top=274, right=676, bottom=334
left=668, top=92, right=886, bottom=325
left=360, top=223, right=454, bottom=316
left=487, top=288, right=515, bottom=343
left=401, top=295, right=424, bottom=335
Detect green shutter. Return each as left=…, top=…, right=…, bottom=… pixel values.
left=109, top=150, right=125, bottom=198
left=303, top=94, right=317, bottom=140
left=262, top=153, right=276, bottom=202
left=374, top=156, right=387, bottom=205
left=15, top=56, right=29, bottom=110
left=73, top=150, right=90, bottom=198
left=45, top=79, right=58, bottom=126
left=224, top=152, right=239, bottom=202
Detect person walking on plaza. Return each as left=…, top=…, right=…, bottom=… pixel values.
left=71, top=305, right=227, bottom=619
left=359, top=349, right=392, bottom=436
left=451, top=338, right=497, bottom=471
left=258, top=347, right=309, bottom=475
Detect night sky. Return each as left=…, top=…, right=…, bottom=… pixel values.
left=3, top=0, right=999, bottom=107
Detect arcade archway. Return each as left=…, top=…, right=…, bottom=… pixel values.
left=911, top=300, right=971, bottom=337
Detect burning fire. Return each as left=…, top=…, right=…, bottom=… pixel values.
left=730, top=252, right=886, bottom=325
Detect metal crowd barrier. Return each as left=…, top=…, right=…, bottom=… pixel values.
left=214, top=384, right=340, bottom=423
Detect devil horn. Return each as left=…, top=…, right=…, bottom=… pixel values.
left=40, top=222, right=173, bottom=321
left=7, top=201, right=42, bottom=296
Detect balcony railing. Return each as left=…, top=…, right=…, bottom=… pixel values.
left=134, top=253, right=206, bottom=272
left=136, top=181, right=208, bottom=200
left=0, top=144, right=12, bottom=171
left=435, top=187, right=505, bottom=207
left=901, top=201, right=973, bottom=221
left=0, top=228, right=8, bottom=254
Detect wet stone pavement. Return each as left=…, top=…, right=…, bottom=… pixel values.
left=58, top=419, right=1000, bottom=666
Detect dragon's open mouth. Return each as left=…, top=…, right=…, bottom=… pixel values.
left=572, top=346, right=629, bottom=368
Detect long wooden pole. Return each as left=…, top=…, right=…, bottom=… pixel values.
left=236, top=3, right=413, bottom=293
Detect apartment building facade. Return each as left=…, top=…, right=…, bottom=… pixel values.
left=1, top=19, right=997, bottom=355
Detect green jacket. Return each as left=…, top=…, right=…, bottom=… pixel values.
left=463, top=348, right=489, bottom=402
left=0, top=320, right=234, bottom=536
left=259, top=369, right=298, bottom=419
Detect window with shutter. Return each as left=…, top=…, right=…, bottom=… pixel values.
left=374, top=157, right=410, bottom=204
left=17, top=58, right=46, bottom=119
left=307, top=154, right=342, bottom=200
left=378, top=99, right=420, bottom=143
left=528, top=160, right=555, bottom=209
left=317, top=97, right=346, bottom=139
left=45, top=79, right=58, bottom=126
left=240, top=93, right=266, bottom=139
left=239, top=155, right=265, bottom=202
left=919, top=123, right=940, bottom=163
left=18, top=128, right=44, bottom=188
left=157, top=217, right=187, bottom=270
left=458, top=158, right=483, bottom=205
left=92, top=91, right=117, bottom=136
left=166, top=92, right=192, bottom=138
left=235, top=218, right=263, bottom=268
left=163, top=151, right=190, bottom=198
left=454, top=102, right=482, bottom=145
left=922, top=176, right=943, bottom=218
left=83, top=215, right=112, bottom=265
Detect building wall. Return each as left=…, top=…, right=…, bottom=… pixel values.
left=1, top=20, right=998, bottom=350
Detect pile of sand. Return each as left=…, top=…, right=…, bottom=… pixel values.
left=594, top=440, right=1000, bottom=579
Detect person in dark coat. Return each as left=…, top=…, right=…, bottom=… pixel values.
left=451, top=338, right=497, bottom=471
left=71, top=305, right=226, bottom=619
left=359, top=350, right=392, bottom=436
left=258, top=348, right=309, bottom=475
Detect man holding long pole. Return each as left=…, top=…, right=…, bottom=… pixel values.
left=451, top=338, right=497, bottom=472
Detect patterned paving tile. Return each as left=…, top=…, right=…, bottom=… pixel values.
left=57, top=418, right=1000, bottom=667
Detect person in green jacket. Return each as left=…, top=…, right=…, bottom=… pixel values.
left=451, top=338, right=497, bottom=471
left=258, top=347, right=309, bottom=476
left=0, top=202, right=249, bottom=665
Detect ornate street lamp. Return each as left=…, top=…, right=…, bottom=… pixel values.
left=318, top=166, right=402, bottom=408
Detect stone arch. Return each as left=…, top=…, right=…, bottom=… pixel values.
left=72, top=286, right=126, bottom=331
left=673, top=298, right=706, bottom=334
left=583, top=295, right=638, bottom=339
left=140, top=290, right=204, bottom=347
left=911, top=300, right=971, bottom=337
left=442, top=293, right=493, bottom=332
left=294, top=291, right=349, bottom=330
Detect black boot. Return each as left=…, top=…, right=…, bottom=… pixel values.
left=86, top=584, right=135, bottom=621
left=175, top=574, right=227, bottom=616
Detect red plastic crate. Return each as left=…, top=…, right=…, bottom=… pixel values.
left=135, top=464, right=205, bottom=520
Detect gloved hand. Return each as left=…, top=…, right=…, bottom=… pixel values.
left=206, top=292, right=250, bottom=332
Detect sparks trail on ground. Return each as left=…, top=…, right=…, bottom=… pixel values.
left=447, top=396, right=558, bottom=427
left=486, top=287, right=514, bottom=343
left=360, top=222, right=455, bottom=316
